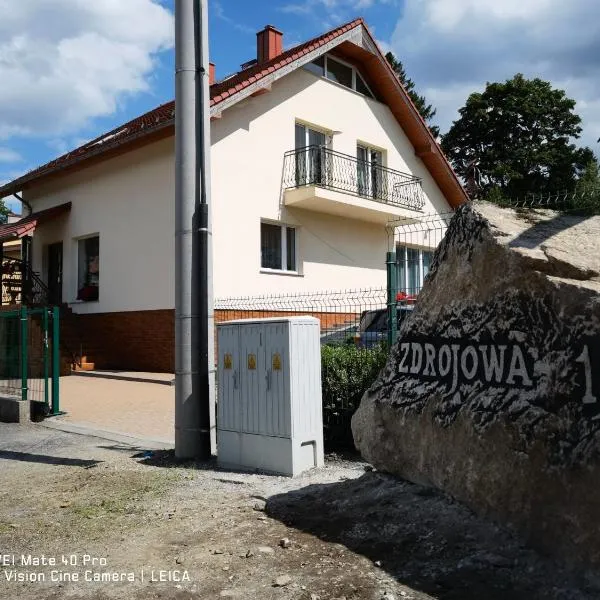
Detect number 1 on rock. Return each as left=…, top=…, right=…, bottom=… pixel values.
left=576, top=345, right=597, bottom=406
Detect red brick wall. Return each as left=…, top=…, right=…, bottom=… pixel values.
left=214, top=310, right=359, bottom=330
left=61, top=309, right=175, bottom=373
left=62, top=309, right=360, bottom=373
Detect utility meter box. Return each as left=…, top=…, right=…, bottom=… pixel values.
left=216, top=316, right=324, bottom=476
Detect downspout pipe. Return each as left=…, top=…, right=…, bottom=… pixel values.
left=174, top=0, right=214, bottom=458
left=196, top=0, right=216, bottom=454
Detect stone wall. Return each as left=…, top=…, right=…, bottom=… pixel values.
left=352, top=202, right=600, bottom=571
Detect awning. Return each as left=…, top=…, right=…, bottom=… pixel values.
left=0, top=202, right=71, bottom=243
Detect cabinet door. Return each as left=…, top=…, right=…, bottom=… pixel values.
left=239, top=324, right=265, bottom=435
left=263, top=322, right=291, bottom=438
left=217, top=325, right=240, bottom=432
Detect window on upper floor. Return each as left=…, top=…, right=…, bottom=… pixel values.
left=261, top=221, right=297, bottom=273
left=304, top=54, right=375, bottom=99
left=326, top=57, right=353, bottom=88
left=357, top=144, right=385, bottom=200
left=77, top=235, right=99, bottom=302
left=295, top=122, right=332, bottom=187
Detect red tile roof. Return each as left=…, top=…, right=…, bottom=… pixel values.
left=0, top=202, right=71, bottom=242
left=0, top=18, right=364, bottom=198
left=0, top=17, right=467, bottom=208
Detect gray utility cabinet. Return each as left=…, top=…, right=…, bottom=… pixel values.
left=216, top=316, right=324, bottom=476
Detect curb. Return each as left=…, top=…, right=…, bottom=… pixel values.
left=41, top=419, right=175, bottom=450
left=71, top=371, right=175, bottom=386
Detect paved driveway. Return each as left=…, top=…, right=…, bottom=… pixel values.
left=54, top=375, right=174, bottom=443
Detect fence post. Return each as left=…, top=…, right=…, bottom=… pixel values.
left=20, top=305, right=28, bottom=402
left=386, top=251, right=398, bottom=347
left=43, top=308, right=49, bottom=411
left=51, top=306, right=60, bottom=415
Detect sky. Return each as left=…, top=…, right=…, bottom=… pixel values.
left=1, top=0, right=599, bottom=212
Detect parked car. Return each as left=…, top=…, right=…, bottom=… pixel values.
left=320, top=321, right=359, bottom=346
left=355, top=305, right=414, bottom=348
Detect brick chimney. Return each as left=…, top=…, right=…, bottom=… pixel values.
left=257, top=25, right=283, bottom=64
left=209, top=62, right=216, bottom=84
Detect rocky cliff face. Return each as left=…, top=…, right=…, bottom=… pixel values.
left=352, top=201, right=600, bottom=571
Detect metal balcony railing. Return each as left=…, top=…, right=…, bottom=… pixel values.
left=1, top=258, right=50, bottom=306
left=283, top=145, right=425, bottom=211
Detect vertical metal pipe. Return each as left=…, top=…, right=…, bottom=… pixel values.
left=52, top=306, right=60, bottom=415
left=20, top=305, right=27, bottom=402
left=175, top=0, right=213, bottom=458
left=43, top=308, right=49, bottom=411
left=197, top=0, right=216, bottom=452
left=386, top=251, right=397, bottom=348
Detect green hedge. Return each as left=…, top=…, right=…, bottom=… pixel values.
left=321, top=343, right=388, bottom=448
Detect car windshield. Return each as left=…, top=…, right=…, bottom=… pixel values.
left=359, top=307, right=414, bottom=333
left=359, top=310, right=387, bottom=333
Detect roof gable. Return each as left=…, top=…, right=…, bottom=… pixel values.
left=0, top=18, right=467, bottom=208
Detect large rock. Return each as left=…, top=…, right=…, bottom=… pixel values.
left=352, top=201, right=600, bottom=571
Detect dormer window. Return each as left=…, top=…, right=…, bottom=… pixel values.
left=304, top=54, right=375, bottom=99
left=326, top=57, right=353, bottom=88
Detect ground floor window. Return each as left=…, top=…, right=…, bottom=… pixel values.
left=261, top=222, right=297, bottom=272
left=77, top=235, right=99, bottom=301
left=396, top=245, right=432, bottom=296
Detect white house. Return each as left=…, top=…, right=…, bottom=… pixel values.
left=0, top=18, right=467, bottom=371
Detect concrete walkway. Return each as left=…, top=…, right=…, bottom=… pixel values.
left=53, top=375, right=174, bottom=443
left=72, top=370, right=175, bottom=385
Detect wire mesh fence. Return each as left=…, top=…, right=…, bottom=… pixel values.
left=473, top=183, right=600, bottom=213
left=392, top=212, right=453, bottom=298
left=0, top=310, right=21, bottom=399
left=27, top=311, right=49, bottom=405
left=215, top=288, right=390, bottom=448
left=214, top=212, right=458, bottom=447
left=0, top=307, right=58, bottom=416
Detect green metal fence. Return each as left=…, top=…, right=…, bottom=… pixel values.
left=0, top=306, right=60, bottom=417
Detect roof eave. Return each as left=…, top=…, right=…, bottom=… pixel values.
left=0, top=120, right=174, bottom=199
left=0, top=17, right=468, bottom=210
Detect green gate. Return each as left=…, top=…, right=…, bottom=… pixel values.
left=0, top=306, right=60, bottom=417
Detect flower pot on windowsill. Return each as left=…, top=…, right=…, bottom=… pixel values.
left=77, top=285, right=98, bottom=302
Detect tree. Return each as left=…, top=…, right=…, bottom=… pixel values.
left=385, top=52, right=439, bottom=138
left=441, top=74, right=595, bottom=198
left=572, top=158, right=600, bottom=213
left=0, top=199, right=9, bottom=224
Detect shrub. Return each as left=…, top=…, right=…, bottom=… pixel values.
left=321, top=343, right=388, bottom=448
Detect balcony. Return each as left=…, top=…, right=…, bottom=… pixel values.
left=282, top=146, right=425, bottom=224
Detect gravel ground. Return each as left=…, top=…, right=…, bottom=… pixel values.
left=0, top=422, right=598, bottom=600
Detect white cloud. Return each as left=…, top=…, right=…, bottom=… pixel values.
left=0, top=0, right=173, bottom=140
left=213, top=1, right=254, bottom=34
left=0, top=148, right=22, bottom=163
left=388, top=0, right=600, bottom=150
left=280, top=0, right=397, bottom=24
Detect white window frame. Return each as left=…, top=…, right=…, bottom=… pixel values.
left=260, top=220, right=299, bottom=275
left=357, top=143, right=386, bottom=198
left=295, top=121, right=332, bottom=149
left=295, top=121, right=333, bottom=187
left=395, top=245, right=433, bottom=295
left=74, top=233, right=100, bottom=303
left=304, top=54, right=375, bottom=99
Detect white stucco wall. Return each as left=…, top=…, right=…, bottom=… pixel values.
left=26, top=138, right=175, bottom=314
left=211, top=66, right=450, bottom=298
left=24, top=58, right=451, bottom=313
